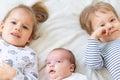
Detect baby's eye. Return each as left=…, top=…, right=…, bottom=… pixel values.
left=56, top=60, right=62, bottom=63
left=46, top=62, right=51, bottom=65
left=23, top=26, right=28, bottom=30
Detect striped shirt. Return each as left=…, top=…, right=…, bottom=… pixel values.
left=85, top=38, right=120, bottom=80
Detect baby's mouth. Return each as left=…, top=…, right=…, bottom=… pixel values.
left=49, top=70, right=55, bottom=74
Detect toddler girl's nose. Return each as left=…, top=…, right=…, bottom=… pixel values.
left=15, top=24, right=22, bottom=32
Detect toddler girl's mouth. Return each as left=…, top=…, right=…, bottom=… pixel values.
left=11, top=32, right=20, bottom=38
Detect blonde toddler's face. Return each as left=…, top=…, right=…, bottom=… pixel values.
left=91, top=11, right=120, bottom=42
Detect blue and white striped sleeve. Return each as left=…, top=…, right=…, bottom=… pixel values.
left=85, top=39, right=104, bottom=69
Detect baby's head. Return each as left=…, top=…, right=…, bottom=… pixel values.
left=80, top=1, right=118, bottom=35
left=45, top=48, right=76, bottom=80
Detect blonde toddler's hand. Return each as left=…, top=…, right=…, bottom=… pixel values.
left=91, top=27, right=109, bottom=40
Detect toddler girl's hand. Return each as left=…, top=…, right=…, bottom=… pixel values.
left=0, top=61, right=16, bottom=80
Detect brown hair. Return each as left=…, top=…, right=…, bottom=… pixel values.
left=80, top=1, right=118, bottom=35
left=32, top=2, right=49, bottom=23
left=51, top=48, right=76, bottom=72
left=2, top=5, right=37, bottom=40
left=1, top=2, right=48, bottom=40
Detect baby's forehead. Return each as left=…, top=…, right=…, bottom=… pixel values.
left=50, top=50, right=70, bottom=56
left=48, top=50, right=70, bottom=59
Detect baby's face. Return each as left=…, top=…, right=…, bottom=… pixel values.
left=91, top=11, right=120, bottom=42
left=45, top=50, right=74, bottom=79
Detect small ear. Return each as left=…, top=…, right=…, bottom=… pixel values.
left=70, top=64, right=75, bottom=72
left=0, top=22, right=4, bottom=32
left=119, top=18, right=120, bottom=22
left=26, top=36, right=33, bottom=45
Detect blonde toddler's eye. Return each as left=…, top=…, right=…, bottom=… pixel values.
left=11, top=21, right=16, bottom=25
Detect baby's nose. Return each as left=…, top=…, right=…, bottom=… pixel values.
left=49, top=63, right=54, bottom=67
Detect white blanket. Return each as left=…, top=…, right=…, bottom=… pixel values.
left=1, top=0, right=120, bottom=80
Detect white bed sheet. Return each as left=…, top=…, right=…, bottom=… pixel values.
left=1, top=0, right=120, bottom=80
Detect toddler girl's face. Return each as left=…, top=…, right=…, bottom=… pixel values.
left=45, top=50, right=74, bottom=79
left=0, top=8, right=34, bottom=47
left=91, top=11, right=120, bottom=42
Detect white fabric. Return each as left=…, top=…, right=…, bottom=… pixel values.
left=0, top=0, right=120, bottom=80
left=63, top=73, right=87, bottom=80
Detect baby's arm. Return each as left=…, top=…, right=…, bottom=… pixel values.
left=85, top=39, right=104, bottom=69
left=0, top=61, right=16, bottom=80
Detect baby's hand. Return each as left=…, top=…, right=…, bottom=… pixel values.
left=0, top=61, right=16, bottom=80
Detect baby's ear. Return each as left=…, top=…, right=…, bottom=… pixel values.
left=70, top=64, right=75, bottom=72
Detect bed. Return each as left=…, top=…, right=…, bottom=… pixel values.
left=0, top=0, right=120, bottom=80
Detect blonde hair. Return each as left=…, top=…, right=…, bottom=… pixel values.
left=51, top=48, right=76, bottom=72
left=80, top=1, right=118, bottom=35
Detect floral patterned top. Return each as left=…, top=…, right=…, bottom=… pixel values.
left=0, top=39, right=39, bottom=80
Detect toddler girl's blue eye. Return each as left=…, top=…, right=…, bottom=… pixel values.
left=100, top=24, right=105, bottom=27
left=110, top=18, right=115, bottom=22
left=23, top=26, right=28, bottom=30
